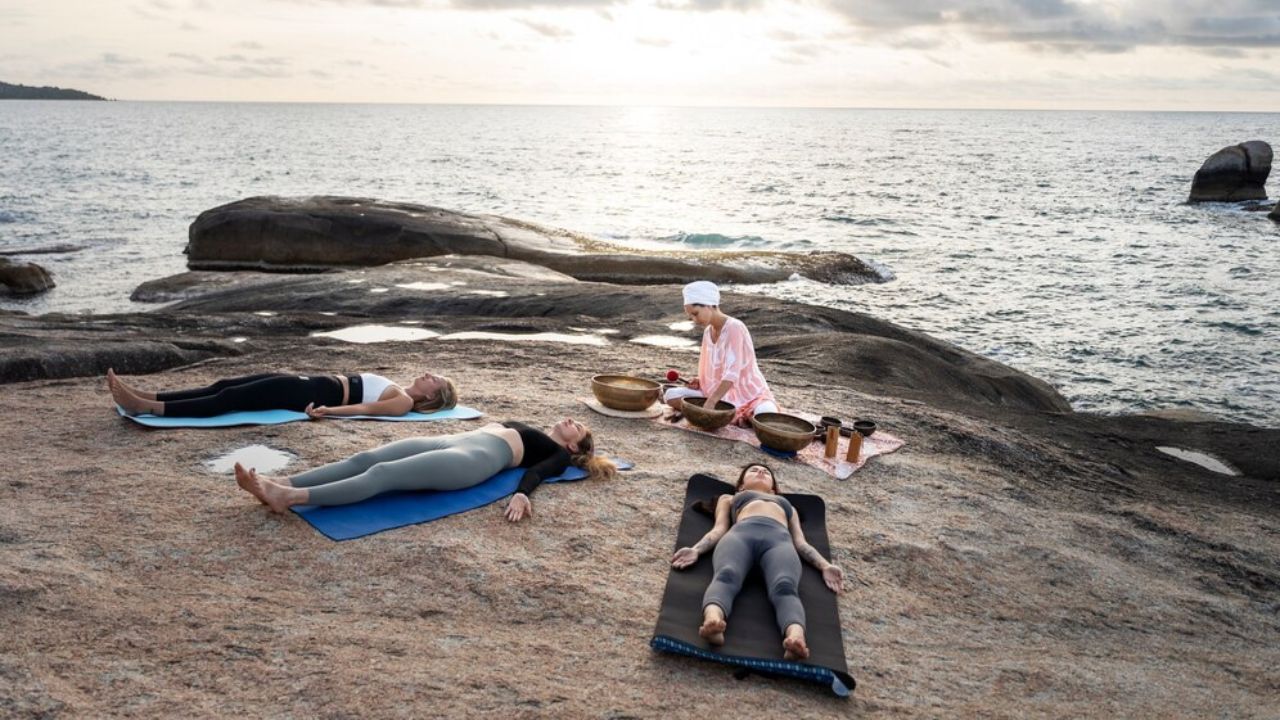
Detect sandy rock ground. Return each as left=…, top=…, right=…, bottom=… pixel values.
left=3, top=263, right=1278, bottom=719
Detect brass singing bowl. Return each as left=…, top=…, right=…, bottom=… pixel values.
left=682, top=397, right=736, bottom=431
left=591, top=374, right=662, bottom=411
left=751, top=412, right=818, bottom=452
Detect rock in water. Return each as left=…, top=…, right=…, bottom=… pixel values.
left=185, top=196, right=883, bottom=285
left=1188, top=140, right=1272, bottom=202
left=0, top=258, right=55, bottom=295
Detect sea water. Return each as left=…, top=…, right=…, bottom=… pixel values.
left=1, top=102, right=1275, bottom=425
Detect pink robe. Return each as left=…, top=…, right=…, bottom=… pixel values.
left=698, top=317, right=776, bottom=422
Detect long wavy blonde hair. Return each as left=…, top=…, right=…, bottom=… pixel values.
left=412, top=376, right=458, bottom=413
left=569, top=428, right=617, bottom=481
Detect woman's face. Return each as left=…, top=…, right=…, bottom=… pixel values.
left=739, top=464, right=775, bottom=493
left=410, top=372, right=444, bottom=398
left=684, top=304, right=714, bottom=327
left=554, top=417, right=588, bottom=449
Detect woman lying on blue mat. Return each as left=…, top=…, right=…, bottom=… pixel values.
left=671, top=463, right=845, bottom=661
left=232, top=418, right=616, bottom=521
left=107, top=367, right=457, bottom=418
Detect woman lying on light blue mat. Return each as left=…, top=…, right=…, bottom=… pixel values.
left=107, top=367, right=457, bottom=418
left=671, top=463, right=845, bottom=661
left=234, top=417, right=616, bottom=522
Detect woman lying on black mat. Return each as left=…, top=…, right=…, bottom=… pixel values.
left=232, top=417, right=614, bottom=521
left=671, top=463, right=845, bottom=660
left=107, top=367, right=457, bottom=418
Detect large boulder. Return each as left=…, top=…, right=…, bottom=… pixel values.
left=1188, top=140, right=1272, bottom=202
left=0, top=258, right=55, bottom=295
left=185, top=196, right=883, bottom=285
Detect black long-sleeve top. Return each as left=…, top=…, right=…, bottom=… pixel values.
left=502, top=421, right=572, bottom=497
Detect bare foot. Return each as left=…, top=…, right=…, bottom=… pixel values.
left=233, top=462, right=268, bottom=505
left=699, top=606, right=727, bottom=646
left=782, top=624, right=809, bottom=661
left=252, top=469, right=301, bottom=514
left=112, top=373, right=156, bottom=401
left=108, top=369, right=155, bottom=415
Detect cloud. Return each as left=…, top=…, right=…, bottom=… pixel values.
left=655, top=0, right=766, bottom=9
left=102, top=53, right=145, bottom=65
left=636, top=36, right=671, bottom=47
left=822, top=0, right=1280, bottom=53
left=517, top=19, right=574, bottom=37
left=236, top=41, right=266, bottom=50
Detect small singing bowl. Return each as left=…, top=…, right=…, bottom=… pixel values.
left=591, top=374, right=661, bottom=412
left=682, top=397, right=737, bottom=431
left=853, top=419, right=878, bottom=437
left=752, top=412, right=819, bottom=453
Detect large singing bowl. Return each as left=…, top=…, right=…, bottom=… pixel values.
left=591, top=374, right=662, bottom=411
left=682, top=397, right=736, bottom=431
left=751, top=413, right=818, bottom=452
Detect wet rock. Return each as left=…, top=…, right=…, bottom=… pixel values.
left=1189, top=140, right=1271, bottom=202
left=185, top=196, right=883, bottom=285
left=0, top=258, right=55, bottom=295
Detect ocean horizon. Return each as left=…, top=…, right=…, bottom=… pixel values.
left=2, top=101, right=1276, bottom=426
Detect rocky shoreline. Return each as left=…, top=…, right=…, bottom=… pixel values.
left=2, top=205, right=1278, bottom=718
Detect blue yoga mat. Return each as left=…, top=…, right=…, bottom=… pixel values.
left=117, top=405, right=483, bottom=428
left=294, top=458, right=634, bottom=541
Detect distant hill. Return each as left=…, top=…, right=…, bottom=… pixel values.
left=0, top=81, right=106, bottom=100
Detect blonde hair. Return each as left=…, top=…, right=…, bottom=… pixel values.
left=412, top=376, right=458, bottom=413
left=569, top=429, right=617, bottom=481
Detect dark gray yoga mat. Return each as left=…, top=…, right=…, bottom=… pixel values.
left=650, top=473, right=856, bottom=697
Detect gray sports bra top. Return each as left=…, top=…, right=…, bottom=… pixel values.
left=730, top=490, right=794, bottom=523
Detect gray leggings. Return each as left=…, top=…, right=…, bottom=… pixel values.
left=703, top=516, right=805, bottom=634
left=291, top=431, right=514, bottom=506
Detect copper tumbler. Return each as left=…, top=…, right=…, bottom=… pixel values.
left=824, top=424, right=840, bottom=458
left=845, top=430, right=864, bottom=463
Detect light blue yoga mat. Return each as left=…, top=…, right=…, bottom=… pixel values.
left=117, top=405, right=483, bottom=428
left=294, top=458, right=634, bottom=541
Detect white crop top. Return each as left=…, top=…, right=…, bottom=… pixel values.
left=360, top=373, right=395, bottom=403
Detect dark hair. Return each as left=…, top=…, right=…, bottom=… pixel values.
left=736, top=463, right=778, bottom=494
left=691, top=464, right=795, bottom=521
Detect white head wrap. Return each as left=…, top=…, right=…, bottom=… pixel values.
left=682, top=280, right=720, bottom=306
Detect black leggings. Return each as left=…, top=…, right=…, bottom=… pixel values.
left=158, top=373, right=344, bottom=417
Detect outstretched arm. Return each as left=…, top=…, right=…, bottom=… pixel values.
left=305, top=393, right=414, bottom=418
left=672, top=495, right=732, bottom=568
left=789, top=512, right=845, bottom=593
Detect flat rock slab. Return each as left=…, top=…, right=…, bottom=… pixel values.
left=186, top=196, right=884, bottom=285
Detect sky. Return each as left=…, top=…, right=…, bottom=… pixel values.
left=2, top=0, right=1280, bottom=109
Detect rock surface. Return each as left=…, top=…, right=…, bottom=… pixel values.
left=2, top=256, right=1277, bottom=718
left=186, top=196, right=884, bottom=285
left=0, top=257, right=55, bottom=295
left=1188, top=140, right=1272, bottom=202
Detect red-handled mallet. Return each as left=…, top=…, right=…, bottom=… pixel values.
left=666, top=369, right=689, bottom=385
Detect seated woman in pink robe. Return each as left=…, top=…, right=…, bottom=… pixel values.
left=663, top=280, right=779, bottom=426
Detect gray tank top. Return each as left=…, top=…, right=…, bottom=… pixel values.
left=730, top=490, right=794, bottom=523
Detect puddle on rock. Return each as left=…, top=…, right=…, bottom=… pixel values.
left=205, top=445, right=296, bottom=474
left=630, top=335, right=698, bottom=350
left=395, top=282, right=451, bottom=291
left=467, top=290, right=509, bottom=297
left=440, top=331, right=608, bottom=346
left=369, top=287, right=389, bottom=294
left=1156, top=446, right=1240, bottom=476
left=312, top=324, right=442, bottom=344
left=319, top=312, right=337, bottom=316
left=253, top=311, right=277, bottom=317
left=668, top=320, right=696, bottom=332
left=231, top=337, right=247, bottom=344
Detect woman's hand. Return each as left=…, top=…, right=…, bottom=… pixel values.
left=823, top=565, right=845, bottom=593
left=671, top=547, right=700, bottom=569
left=304, top=403, right=331, bottom=419
left=505, top=493, right=532, bottom=522
left=686, top=378, right=701, bottom=391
